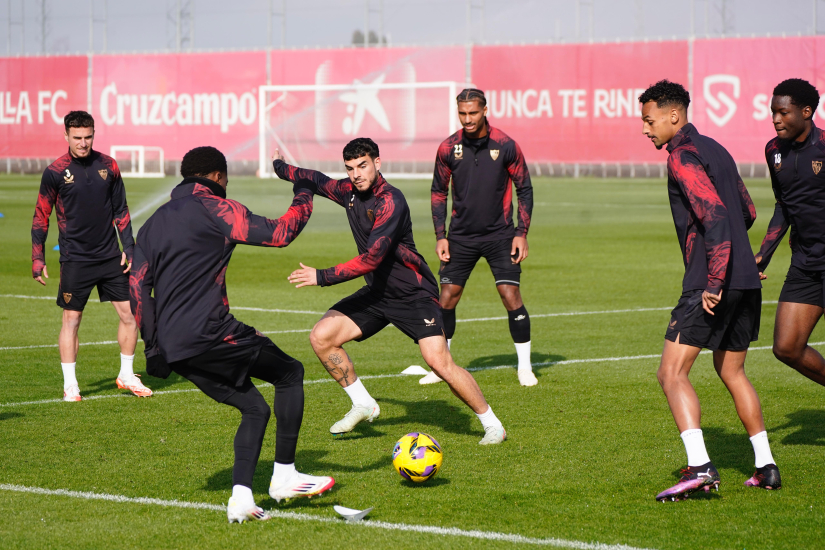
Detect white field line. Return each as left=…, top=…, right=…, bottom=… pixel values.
left=2, top=342, right=820, bottom=409
left=0, top=484, right=654, bottom=550
left=0, top=294, right=781, bottom=324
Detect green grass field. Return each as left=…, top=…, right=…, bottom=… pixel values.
left=1, top=172, right=823, bottom=549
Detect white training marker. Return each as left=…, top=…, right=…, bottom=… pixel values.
left=333, top=505, right=374, bottom=522
left=401, top=365, right=429, bottom=376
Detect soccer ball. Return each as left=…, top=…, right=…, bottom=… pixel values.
left=392, top=432, right=443, bottom=483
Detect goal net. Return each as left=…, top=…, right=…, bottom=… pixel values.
left=110, top=146, right=166, bottom=178
left=258, top=81, right=463, bottom=179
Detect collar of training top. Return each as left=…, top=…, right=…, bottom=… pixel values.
left=665, top=123, right=696, bottom=154
left=179, top=176, right=227, bottom=198
left=355, top=172, right=388, bottom=199
left=461, top=118, right=492, bottom=150
left=68, top=148, right=97, bottom=166
left=788, top=120, right=819, bottom=150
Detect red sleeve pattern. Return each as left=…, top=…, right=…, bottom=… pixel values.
left=129, top=243, right=159, bottom=358
left=507, top=141, right=533, bottom=237
left=430, top=138, right=454, bottom=240
left=736, top=175, right=757, bottom=230
left=106, top=157, right=135, bottom=262
left=31, top=170, right=59, bottom=277
left=668, top=149, right=731, bottom=294
left=273, top=159, right=350, bottom=207
left=317, top=194, right=400, bottom=286
left=198, top=187, right=314, bottom=247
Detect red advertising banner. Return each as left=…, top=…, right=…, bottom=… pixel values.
left=0, top=56, right=88, bottom=157
left=692, top=36, right=825, bottom=163
left=265, top=46, right=466, bottom=165
left=471, top=41, right=689, bottom=163
left=91, top=51, right=266, bottom=161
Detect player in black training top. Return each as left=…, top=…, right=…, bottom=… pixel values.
left=275, top=137, right=507, bottom=445
left=429, top=88, right=536, bottom=386
left=130, top=146, right=333, bottom=523
left=640, top=80, right=780, bottom=502
left=755, top=79, right=825, bottom=404
left=31, top=110, right=151, bottom=402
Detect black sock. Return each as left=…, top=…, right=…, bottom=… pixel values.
left=508, top=305, right=531, bottom=344
left=442, top=308, right=456, bottom=340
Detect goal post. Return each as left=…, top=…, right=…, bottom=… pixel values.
left=258, top=81, right=464, bottom=179
left=110, top=146, right=166, bottom=178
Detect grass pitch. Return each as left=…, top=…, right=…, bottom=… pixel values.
left=0, top=172, right=823, bottom=549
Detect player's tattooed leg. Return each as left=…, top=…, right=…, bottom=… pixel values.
left=323, top=351, right=353, bottom=386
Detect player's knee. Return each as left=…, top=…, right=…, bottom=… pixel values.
left=309, top=326, right=329, bottom=353
left=772, top=341, right=800, bottom=365
left=62, top=311, right=82, bottom=330
left=281, top=359, right=305, bottom=387
left=243, top=398, right=271, bottom=423
left=656, top=365, right=677, bottom=388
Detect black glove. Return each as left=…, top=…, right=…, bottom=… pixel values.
left=146, top=353, right=171, bottom=379
left=293, top=178, right=317, bottom=195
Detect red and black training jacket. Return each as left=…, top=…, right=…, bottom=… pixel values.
left=431, top=122, right=533, bottom=242
left=665, top=123, right=761, bottom=295
left=273, top=159, right=439, bottom=302
left=129, top=177, right=313, bottom=363
left=32, top=149, right=133, bottom=276
left=756, top=122, right=825, bottom=273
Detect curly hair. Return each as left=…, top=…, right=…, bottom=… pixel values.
left=64, top=111, right=94, bottom=131
left=638, top=80, right=691, bottom=110
left=342, top=137, right=380, bottom=161
left=180, top=146, right=227, bottom=178
left=456, top=88, right=487, bottom=107
left=773, top=78, right=821, bottom=112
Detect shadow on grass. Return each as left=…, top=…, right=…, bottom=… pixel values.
left=82, top=372, right=189, bottom=396
left=0, top=412, right=23, bottom=421
left=400, top=476, right=450, bottom=489
left=774, top=409, right=825, bottom=446
left=373, top=397, right=478, bottom=436
left=465, top=352, right=567, bottom=375
left=669, top=427, right=758, bottom=478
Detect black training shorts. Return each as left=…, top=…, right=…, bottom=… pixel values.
left=665, top=288, right=761, bottom=351
left=330, top=286, right=445, bottom=344
left=57, top=256, right=130, bottom=311
left=778, top=265, right=825, bottom=307
left=438, top=238, right=521, bottom=288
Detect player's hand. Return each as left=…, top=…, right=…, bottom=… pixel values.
left=288, top=262, right=318, bottom=288
left=511, top=236, right=529, bottom=264
left=702, top=290, right=722, bottom=315
left=272, top=149, right=285, bottom=163
left=121, top=252, right=131, bottom=273
left=759, top=272, right=767, bottom=280
left=436, top=239, right=450, bottom=262
left=34, top=264, right=48, bottom=286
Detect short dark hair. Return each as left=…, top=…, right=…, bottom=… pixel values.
left=343, top=137, right=380, bottom=161
left=773, top=78, right=820, bottom=112
left=180, top=146, right=227, bottom=178
left=457, top=88, right=486, bottom=107
left=638, top=80, right=691, bottom=110
left=64, top=110, right=94, bottom=131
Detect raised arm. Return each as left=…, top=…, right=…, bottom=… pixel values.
left=317, top=194, right=402, bottom=286
left=431, top=142, right=452, bottom=240
left=273, top=158, right=350, bottom=207
left=31, top=170, right=58, bottom=281
left=129, top=242, right=158, bottom=358
left=508, top=141, right=533, bottom=237
left=204, top=187, right=314, bottom=248
left=669, top=150, right=731, bottom=295
left=110, top=159, right=135, bottom=262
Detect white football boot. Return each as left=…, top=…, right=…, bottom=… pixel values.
left=269, top=471, right=335, bottom=503
left=329, top=402, right=380, bottom=435
left=227, top=498, right=271, bottom=523
left=517, top=369, right=538, bottom=387
left=63, top=384, right=82, bottom=402
left=479, top=426, right=507, bottom=445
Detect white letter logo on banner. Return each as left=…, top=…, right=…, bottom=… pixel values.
left=703, top=74, right=740, bottom=127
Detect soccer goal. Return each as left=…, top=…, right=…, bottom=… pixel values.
left=110, top=146, right=166, bottom=178
left=258, top=81, right=465, bottom=179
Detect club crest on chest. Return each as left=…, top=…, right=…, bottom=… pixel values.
left=98, top=169, right=108, bottom=180
left=814, top=160, right=822, bottom=175
left=490, top=149, right=500, bottom=161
